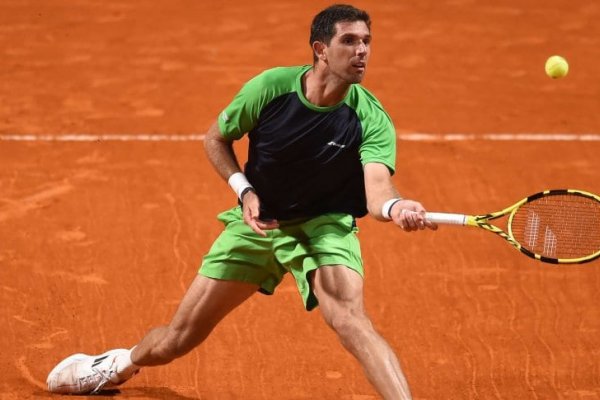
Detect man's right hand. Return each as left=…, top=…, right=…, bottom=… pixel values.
left=241, top=190, right=279, bottom=237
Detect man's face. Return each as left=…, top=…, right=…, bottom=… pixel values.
left=321, top=20, right=371, bottom=83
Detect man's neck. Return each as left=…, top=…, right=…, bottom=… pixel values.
left=303, top=66, right=351, bottom=107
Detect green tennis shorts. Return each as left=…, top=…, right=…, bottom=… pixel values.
left=199, top=206, right=363, bottom=311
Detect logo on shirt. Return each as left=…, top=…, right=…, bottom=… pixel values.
left=220, top=111, right=229, bottom=122
left=327, top=141, right=346, bottom=148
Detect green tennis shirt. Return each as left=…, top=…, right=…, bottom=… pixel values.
left=218, top=65, right=396, bottom=220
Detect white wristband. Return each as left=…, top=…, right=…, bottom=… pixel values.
left=382, top=198, right=403, bottom=220
left=228, top=172, right=254, bottom=200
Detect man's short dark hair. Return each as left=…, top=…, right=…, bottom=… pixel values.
left=309, top=4, right=371, bottom=62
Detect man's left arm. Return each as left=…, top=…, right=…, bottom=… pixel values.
left=364, top=162, right=437, bottom=232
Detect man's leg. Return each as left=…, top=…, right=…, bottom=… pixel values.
left=311, top=265, right=412, bottom=400
left=47, top=274, right=258, bottom=394
left=132, top=274, right=259, bottom=365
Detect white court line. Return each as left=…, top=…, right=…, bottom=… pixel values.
left=1, top=133, right=600, bottom=142
left=0, top=134, right=207, bottom=141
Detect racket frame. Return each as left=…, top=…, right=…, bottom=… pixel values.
left=426, top=189, right=600, bottom=264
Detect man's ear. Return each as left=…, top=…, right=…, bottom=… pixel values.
left=312, top=41, right=327, bottom=62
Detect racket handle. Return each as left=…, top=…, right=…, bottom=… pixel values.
left=425, top=212, right=467, bottom=225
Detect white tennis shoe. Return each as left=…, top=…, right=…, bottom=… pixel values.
left=47, top=348, right=139, bottom=394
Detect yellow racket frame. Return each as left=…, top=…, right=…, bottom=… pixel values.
left=428, top=189, right=600, bottom=264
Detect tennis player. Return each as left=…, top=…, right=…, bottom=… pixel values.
left=46, top=4, right=437, bottom=399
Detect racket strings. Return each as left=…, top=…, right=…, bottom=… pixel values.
left=510, top=194, right=600, bottom=259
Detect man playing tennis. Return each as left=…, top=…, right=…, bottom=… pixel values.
left=47, top=4, right=437, bottom=399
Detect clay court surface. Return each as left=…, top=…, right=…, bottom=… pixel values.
left=1, top=1, right=599, bottom=399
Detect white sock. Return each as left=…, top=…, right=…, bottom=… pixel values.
left=115, top=347, right=141, bottom=375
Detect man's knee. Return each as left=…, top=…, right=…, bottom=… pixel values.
left=324, top=305, right=374, bottom=340
left=311, top=265, right=375, bottom=338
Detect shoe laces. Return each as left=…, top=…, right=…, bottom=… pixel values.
left=80, top=366, right=116, bottom=394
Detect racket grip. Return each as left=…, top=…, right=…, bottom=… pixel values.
left=425, top=212, right=467, bottom=225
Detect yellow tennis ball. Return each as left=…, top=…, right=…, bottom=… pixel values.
left=545, top=55, right=569, bottom=79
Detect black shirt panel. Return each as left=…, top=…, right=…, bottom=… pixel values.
left=245, top=93, right=367, bottom=220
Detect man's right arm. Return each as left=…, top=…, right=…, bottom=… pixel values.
left=203, top=120, right=243, bottom=181
left=203, top=120, right=279, bottom=236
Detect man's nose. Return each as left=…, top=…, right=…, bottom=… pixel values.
left=357, top=42, right=367, bottom=55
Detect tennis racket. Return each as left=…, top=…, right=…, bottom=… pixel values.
left=425, top=189, right=600, bottom=264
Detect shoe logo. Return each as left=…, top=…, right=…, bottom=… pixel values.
left=327, top=141, right=346, bottom=148
left=92, top=355, right=109, bottom=368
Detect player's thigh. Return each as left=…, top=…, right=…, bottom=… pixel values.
left=311, top=265, right=366, bottom=321
left=169, top=274, right=258, bottom=334
left=279, top=213, right=363, bottom=310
